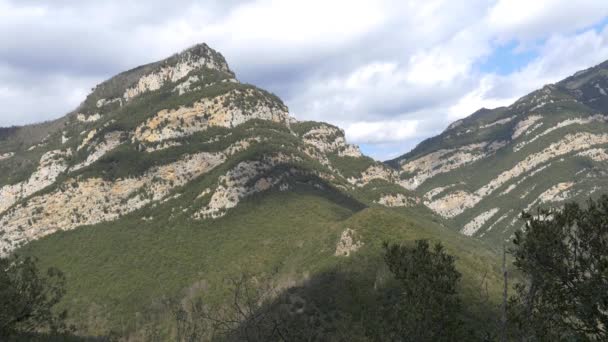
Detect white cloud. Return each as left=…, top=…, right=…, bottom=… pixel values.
left=487, top=0, right=608, bottom=41
left=345, top=119, right=419, bottom=144
left=448, top=76, right=518, bottom=121
left=449, top=25, right=608, bottom=123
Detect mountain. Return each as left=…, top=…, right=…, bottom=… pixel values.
left=388, top=59, right=608, bottom=245
left=0, top=44, right=504, bottom=338
left=0, top=43, right=377, bottom=253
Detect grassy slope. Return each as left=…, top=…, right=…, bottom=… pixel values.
left=18, top=183, right=504, bottom=338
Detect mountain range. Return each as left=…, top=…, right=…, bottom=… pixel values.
left=1, top=43, right=607, bottom=338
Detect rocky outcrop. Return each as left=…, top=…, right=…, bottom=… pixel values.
left=461, top=208, right=499, bottom=236
left=480, top=133, right=608, bottom=198
left=480, top=116, right=515, bottom=129
left=302, top=125, right=362, bottom=157
left=195, top=153, right=298, bottom=219
left=134, top=89, right=289, bottom=144
left=514, top=115, right=608, bottom=152
left=0, top=139, right=258, bottom=255
left=427, top=132, right=608, bottom=219
left=426, top=190, right=481, bottom=219
left=375, top=193, right=420, bottom=207
left=0, top=149, right=71, bottom=215
left=348, top=165, right=398, bottom=187
left=0, top=151, right=225, bottom=255
left=334, top=228, right=363, bottom=257
left=77, top=113, right=103, bottom=123
left=577, top=148, right=608, bottom=162
left=538, top=182, right=575, bottom=204
left=72, top=132, right=124, bottom=171
left=79, top=129, right=98, bottom=151
left=123, top=48, right=232, bottom=101
left=399, top=141, right=506, bottom=189
left=96, top=97, right=122, bottom=108
left=512, top=115, right=542, bottom=140
left=0, top=152, right=14, bottom=161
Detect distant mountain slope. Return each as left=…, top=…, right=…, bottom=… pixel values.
left=388, top=59, right=608, bottom=244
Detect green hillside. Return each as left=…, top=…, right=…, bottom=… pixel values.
left=19, top=184, right=505, bottom=339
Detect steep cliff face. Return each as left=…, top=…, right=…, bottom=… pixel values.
left=388, top=60, right=608, bottom=244
left=0, top=44, right=420, bottom=255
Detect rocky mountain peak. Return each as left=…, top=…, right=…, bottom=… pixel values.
left=77, top=43, right=236, bottom=118
left=1, top=43, right=412, bottom=256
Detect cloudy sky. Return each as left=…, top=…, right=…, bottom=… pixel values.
left=2, top=0, right=608, bottom=160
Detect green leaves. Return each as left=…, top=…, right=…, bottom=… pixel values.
left=510, top=195, right=608, bottom=340
left=0, top=255, right=68, bottom=337
left=381, top=240, right=465, bottom=341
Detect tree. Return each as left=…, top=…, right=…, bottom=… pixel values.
left=381, top=240, right=464, bottom=341
left=510, top=196, right=608, bottom=340
left=0, top=255, right=67, bottom=337
left=174, top=274, right=309, bottom=342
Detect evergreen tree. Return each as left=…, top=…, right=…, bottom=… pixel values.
left=381, top=240, right=464, bottom=341
left=0, top=255, right=67, bottom=337
left=510, top=195, right=608, bottom=340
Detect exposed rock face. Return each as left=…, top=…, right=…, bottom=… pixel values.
left=397, top=141, right=506, bottom=190
left=425, top=132, right=608, bottom=219
left=334, top=228, right=363, bottom=257
left=72, top=132, right=124, bottom=171
left=96, top=98, right=122, bottom=108
left=79, top=129, right=98, bottom=151
left=77, top=113, right=103, bottom=123
left=348, top=165, right=398, bottom=187
left=0, top=149, right=71, bottom=215
left=512, top=115, right=542, bottom=140
left=375, top=193, right=419, bottom=207
left=0, top=152, right=14, bottom=161
left=538, top=182, right=575, bottom=204
left=123, top=46, right=232, bottom=101
left=302, top=125, right=362, bottom=157
left=577, top=148, right=608, bottom=161
left=514, top=114, right=608, bottom=152
left=461, top=208, right=499, bottom=236
left=0, top=150, right=231, bottom=255
left=426, top=190, right=481, bottom=219
left=480, top=116, right=515, bottom=129
left=134, top=89, right=289, bottom=144
left=195, top=153, right=297, bottom=219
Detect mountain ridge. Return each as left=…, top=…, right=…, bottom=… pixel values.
left=387, top=57, right=608, bottom=243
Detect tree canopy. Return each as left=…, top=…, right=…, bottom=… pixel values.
left=510, top=195, right=608, bottom=340
left=0, top=255, right=67, bottom=338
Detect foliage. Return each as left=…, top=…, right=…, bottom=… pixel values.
left=18, top=186, right=504, bottom=338
left=289, top=121, right=339, bottom=137
left=0, top=255, right=68, bottom=338
left=380, top=240, right=466, bottom=341
left=173, top=273, right=327, bottom=342
left=327, top=153, right=376, bottom=179
left=509, top=196, right=608, bottom=340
